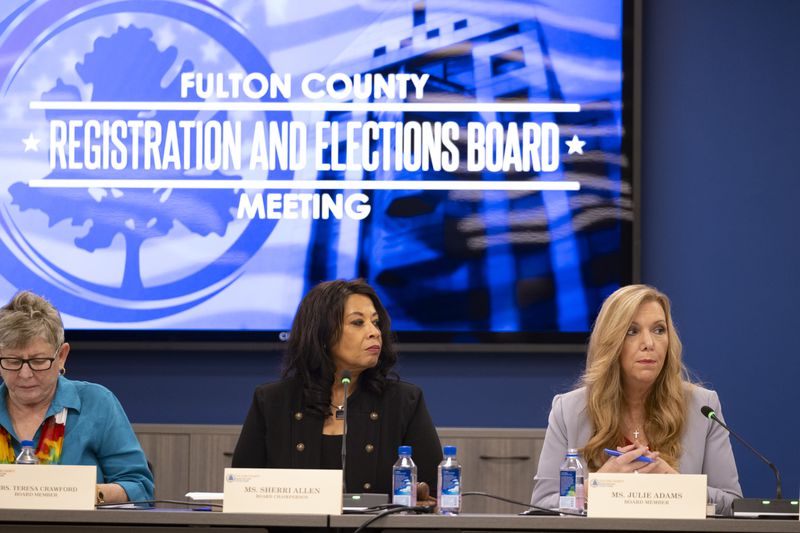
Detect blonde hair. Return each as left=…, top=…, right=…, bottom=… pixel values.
left=580, top=284, right=691, bottom=470
left=0, top=291, right=65, bottom=352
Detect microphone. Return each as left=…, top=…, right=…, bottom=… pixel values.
left=340, top=370, right=351, bottom=495
left=701, top=405, right=797, bottom=517
left=700, top=405, right=781, bottom=499
left=339, top=370, right=388, bottom=509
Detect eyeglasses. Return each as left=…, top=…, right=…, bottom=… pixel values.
left=0, top=350, right=58, bottom=371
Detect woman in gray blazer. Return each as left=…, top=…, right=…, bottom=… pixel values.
left=531, top=285, right=742, bottom=516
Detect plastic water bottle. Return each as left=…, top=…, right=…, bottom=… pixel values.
left=437, top=445, right=462, bottom=514
left=16, top=440, right=39, bottom=464
left=392, top=445, right=417, bottom=507
left=558, top=448, right=584, bottom=513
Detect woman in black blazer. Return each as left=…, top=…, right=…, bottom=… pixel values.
left=232, top=279, right=442, bottom=498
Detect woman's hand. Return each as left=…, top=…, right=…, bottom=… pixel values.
left=596, top=444, right=659, bottom=474
left=96, top=483, right=128, bottom=504
left=596, top=444, right=679, bottom=474
left=641, top=450, right=679, bottom=474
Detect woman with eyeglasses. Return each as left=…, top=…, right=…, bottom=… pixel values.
left=0, top=291, right=153, bottom=504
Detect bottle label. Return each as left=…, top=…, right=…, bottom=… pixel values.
left=393, top=494, right=412, bottom=507
left=559, top=469, right=577, bottom=509
left=392, top=467, right=415, bottom=507
left=439, top=468, right=461, bottom=509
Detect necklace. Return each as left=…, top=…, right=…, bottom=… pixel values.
left=331, top=403, right=344, bottom=420
left=625, top=415, right=644, bottom=441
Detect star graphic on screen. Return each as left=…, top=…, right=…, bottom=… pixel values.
left=565, top=134, right=586, bottom=155
left=22, top=132, right=40, bottom=152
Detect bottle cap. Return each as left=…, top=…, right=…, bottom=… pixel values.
left=567, top=448, right=579, bottom=456
left=443, top=445, right=457, bottom=456
left=398, top=445, right=412, bottom=455
left=21, top=440, right=35, bottom=447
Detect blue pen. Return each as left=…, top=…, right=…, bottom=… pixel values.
left=603, top=448, right=654, bottom=463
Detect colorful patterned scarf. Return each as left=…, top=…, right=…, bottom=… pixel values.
left=0, top=408, right=67, bottom=464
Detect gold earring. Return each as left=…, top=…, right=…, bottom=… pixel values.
left=59, top=367, right=66, bottom=376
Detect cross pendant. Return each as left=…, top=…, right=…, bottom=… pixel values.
left=633, top=428, right=640, bottom=440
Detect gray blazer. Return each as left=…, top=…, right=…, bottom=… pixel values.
left=531, top=385, right=742, bottom=516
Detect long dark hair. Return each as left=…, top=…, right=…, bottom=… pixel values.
left=282, top=279, right=398, bottom=416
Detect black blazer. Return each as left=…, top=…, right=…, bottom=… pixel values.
left=232, top=377, right=443, bottom=495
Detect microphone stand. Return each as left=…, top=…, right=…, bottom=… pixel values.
left=702, top=407, right=797, bottom=518
left=339, top=370, right=388, bottom=509
left=341, top=371, right=350, bottom=496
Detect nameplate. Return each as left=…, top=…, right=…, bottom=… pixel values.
left=223, top=468, right=342, bottom=515
left=587, top=473, right=707, bottom=519
left=0, top=465, right=96, bottom=510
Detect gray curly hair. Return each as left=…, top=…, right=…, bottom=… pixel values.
left=0, top=291, right=65, bottom=352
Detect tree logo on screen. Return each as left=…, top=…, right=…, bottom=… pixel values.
left=0, top=0, right=288, bottom=323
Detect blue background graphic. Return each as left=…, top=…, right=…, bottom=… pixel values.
left=0, top=0, right=629, bottom=337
